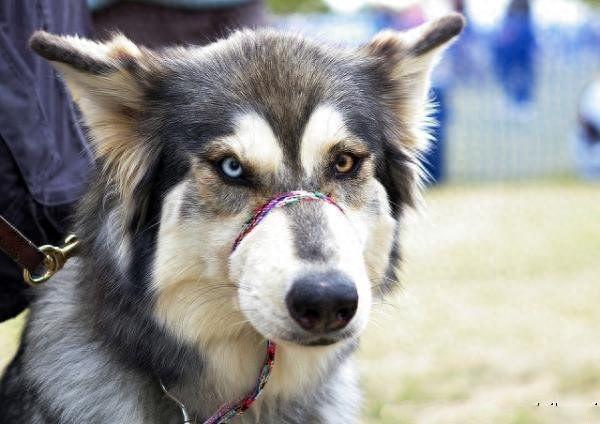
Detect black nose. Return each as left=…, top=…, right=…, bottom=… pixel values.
left=286, top=271, right=358, bottom=333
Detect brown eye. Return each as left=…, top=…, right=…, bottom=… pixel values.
left=334, top=153, right=356, bottom=175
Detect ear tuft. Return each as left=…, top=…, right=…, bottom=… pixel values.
left=365, top=13, right=466, bottom=64
left=30, top=31, right=116, bottom=75
left=410, top=13, right=466, bottom=56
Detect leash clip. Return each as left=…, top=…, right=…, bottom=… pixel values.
left=23, top=234, right=80, bottom=286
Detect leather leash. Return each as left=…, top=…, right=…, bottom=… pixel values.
left=0, top=215, right=46, bottom=272
left=0, top=214, right=79, bottom=285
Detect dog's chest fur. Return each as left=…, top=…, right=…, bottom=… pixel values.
left=5, top=261, right=359, bottom=424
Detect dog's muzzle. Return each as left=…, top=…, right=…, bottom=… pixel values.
left=231, top=191, right=358, bottom=337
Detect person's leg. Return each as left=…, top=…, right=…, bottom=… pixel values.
left=0, top=237, right=30, bottom=321
left=0, top=140, right=36, bottom=320
left=0, top=139, right=74, bottom=321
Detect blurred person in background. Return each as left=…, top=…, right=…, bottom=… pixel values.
left=573, top=78, right=600, bottom=180
left=89, top=0, right=267, bottom=47
left=0, top=0, right=266, bottom=323
left=0, top=0, right=94, bottom=322
left=449, top=0, right=476, bottom=82
left=375, top=3, right=425, bottom=31
left=423, top=0, right=475, bottom=184
left=492, top=0, right=537, bottom=112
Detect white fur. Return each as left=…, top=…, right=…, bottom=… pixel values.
left=153, top=182, right=243, bottom=344
left=319, top=360, right=362, bottom=423
left=351, top=180, right=397, bottom=292
left=322, top=200, right=373, bottom=334
left=224, top=113, right=283, bottom=173
left=300, top=104, right=350, bottom=177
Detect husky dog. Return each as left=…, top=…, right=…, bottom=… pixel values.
left=0, top=14, right=463, bottom=424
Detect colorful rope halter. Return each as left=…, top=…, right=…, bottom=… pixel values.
left=232, top=191, right=344, bottom=252
left=163, top=191, right=344, bottom=424
left=204, top=340, right=276, bottom=424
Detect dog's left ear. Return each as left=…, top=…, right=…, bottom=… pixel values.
left=363, top=14, right=464, bottom=212
left=29, top=31, right=160, bottom=200
left=363, top=13, right=465, bottom=152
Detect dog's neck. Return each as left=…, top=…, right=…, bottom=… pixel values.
left=84, top=265, right=352, bottom=420
left=169, top=334, right=350, bottom=418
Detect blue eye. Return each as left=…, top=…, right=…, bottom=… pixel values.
left=220, top=157, right=243, bottom=178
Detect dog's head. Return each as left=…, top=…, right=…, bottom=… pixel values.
left=31, top=15, right=463, bottom=349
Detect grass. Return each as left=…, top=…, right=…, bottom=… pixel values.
left=1, top=179, right=599, bottom=422
left=359, top=179, right=600, bottom=423
left=0, top=313, right=24, bottom=372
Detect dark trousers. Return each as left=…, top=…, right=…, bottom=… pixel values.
left=0, top=139, right=74, bottom=321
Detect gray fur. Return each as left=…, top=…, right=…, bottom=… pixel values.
left=287, top=202, right=337, bottom=263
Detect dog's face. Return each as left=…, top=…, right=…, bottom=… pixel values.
left=31, top=16, right=463, bottom=350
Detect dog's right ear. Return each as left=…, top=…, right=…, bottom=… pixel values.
left=30, top=31, right=160, bottom=199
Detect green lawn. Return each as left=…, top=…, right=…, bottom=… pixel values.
left=360, top=179, right=600, bottom=423
left=1, top=180, right=599, bottom=423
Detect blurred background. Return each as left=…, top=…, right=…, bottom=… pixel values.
left=275, top=0, right=600, bottom=183
left=1, top=0, right=599, bottom=422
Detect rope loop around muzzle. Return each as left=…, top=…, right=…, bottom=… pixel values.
left=231, top=191, right=345, bottom=253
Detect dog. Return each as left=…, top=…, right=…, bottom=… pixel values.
left=0, top=14, right=463, bottom=423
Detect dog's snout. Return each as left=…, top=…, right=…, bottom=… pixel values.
left=286, top=271, right=358, bottom=333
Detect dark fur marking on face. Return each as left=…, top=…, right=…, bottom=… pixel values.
left=379, top=227, right=401, bottom=297
left=376, top=144, right=418, bottom=217
left=140, top=39, right=400, bottom=218
left=178, top=173, right=249, bottom=220
left=193, top=165, right=251, bottom=216
left=286, top=202, right=336, bottom=263
left=128, top=146, right=191, bottom=293
left=152, top=33, right=386, bottom=180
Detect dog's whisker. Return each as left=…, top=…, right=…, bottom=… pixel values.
left=371, top=300, right=403, bottom=314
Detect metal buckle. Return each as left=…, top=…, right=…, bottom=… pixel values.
left=23, top=235, right=80, bottom=286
